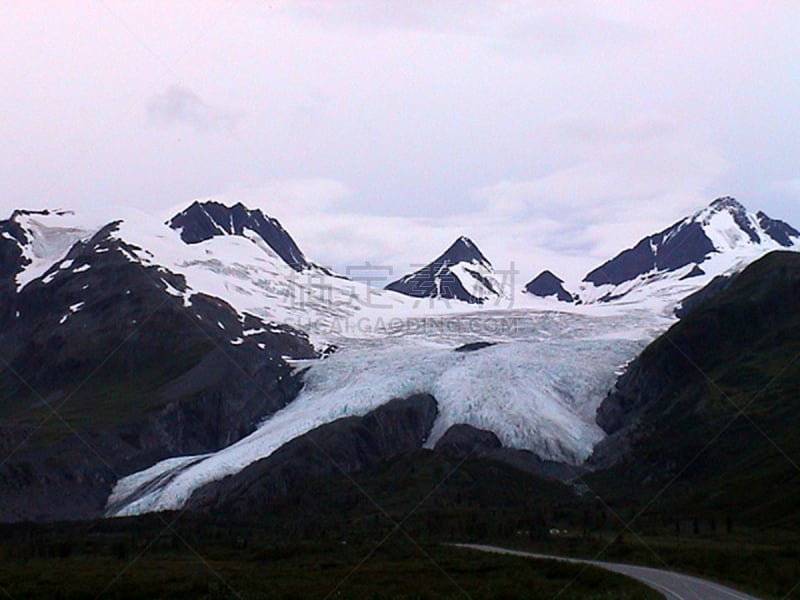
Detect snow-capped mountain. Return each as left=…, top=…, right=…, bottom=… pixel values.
left=584, top=197, right=799, bottom=287
left=168, top=200, right=311, bottom=271
left=2, top=195, right=796, bottom=521
left=524, top=270, right=576, bottom=302
left=0, top=209, right=96, bottom=291
left=385, top=236, right=506, bottom=304
left=528, top=197, right=800, bottom=307
left=0, top=202, right=663, bottom=520
left=0, top=208, right=322, bottom=521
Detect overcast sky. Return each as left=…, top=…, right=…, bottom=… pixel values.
left=2, top=1, right=799, bottom=283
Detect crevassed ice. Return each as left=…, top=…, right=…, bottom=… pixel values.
left=107, top=309, right=654, bottom=517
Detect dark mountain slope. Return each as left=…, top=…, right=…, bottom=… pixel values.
left=590, top=250, right=800, bottom=529
left=584, top=220, right=714, bottom=287
left=0, top=209, right=74, bottom=324
left=185, top=394, right=438, bottom=514
left=0, top=224, right=315, bottom=522
left=584, top=197, right=799, bottom=288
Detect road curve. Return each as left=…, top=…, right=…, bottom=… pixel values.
left=452, top=544, right=762, bottom=600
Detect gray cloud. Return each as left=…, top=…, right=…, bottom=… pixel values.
left=146, top=85, right=238, bottom=134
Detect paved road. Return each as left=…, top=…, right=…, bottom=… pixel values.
left=452, top=544, right=762, bottom=600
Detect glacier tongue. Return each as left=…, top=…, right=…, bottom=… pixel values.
left=106, top=308, right=658, bottom=517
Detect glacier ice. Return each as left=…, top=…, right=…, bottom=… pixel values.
left=106, top=308, right=658, bottom=516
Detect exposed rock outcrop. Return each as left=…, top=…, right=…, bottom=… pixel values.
left=185, top=394, right=439, bottom=514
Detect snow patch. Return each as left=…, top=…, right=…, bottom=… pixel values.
left=11, top=211, right=99, bottom=290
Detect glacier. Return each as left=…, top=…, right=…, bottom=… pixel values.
left=106, top=307, right=663, bottom=516
left=8, top=199, right=793, bottom=519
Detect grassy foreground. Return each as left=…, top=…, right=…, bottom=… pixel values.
left=0, top=530, right=659, bottom=600
left=1, top=445, right=797, bottom=599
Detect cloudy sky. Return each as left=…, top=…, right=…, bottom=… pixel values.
left=2, top=1, right=799, bottom=282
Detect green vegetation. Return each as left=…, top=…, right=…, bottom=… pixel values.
left=0, top=337, right=215, bottom=447
left=586, top=253, right=800, bottom=532
left=0, top=519, right=659, bottom=600
left=0, top=446, right=797, bottom=598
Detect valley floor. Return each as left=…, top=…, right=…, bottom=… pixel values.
left=0, top=528, right=658, bottom=600
left=1, top=516, right=797, bottom=600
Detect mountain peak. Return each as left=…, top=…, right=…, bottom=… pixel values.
left=10, top=208, right=71, bottom=220
left=168, top=200, right=309, bottom=271
left=756, top=210, right=800, bottom=247
left=532, top=270, right=563, bottom=283
left=524, top=270, right=575, bottom=303
left=438, top=236, right=491, bottom=268
left=385, top=237, right=501, bottom=304
left=581, top=197, right=800, bottom=293
left=706, top=196, right=746, bottom=214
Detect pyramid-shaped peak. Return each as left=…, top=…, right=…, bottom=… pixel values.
left=438, top=236, right=491, bottom=267
left=531, top=270, right=564, bottom=284
left=384, top=236, right=501, bottom=304
left=448, top=236, right=479, bottom=252
left=706, top=196, right=747, bottom=214
left=524, top=270, right=575, bottom=303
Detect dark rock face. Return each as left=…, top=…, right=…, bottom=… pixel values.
left=385, top=237, right=497, bottom=304
left=434, top=424, right=502, bottom=456
left=679, top=264, right=705, bottom=280
left=0, top=233, right=23, bottom=325
left=185, top=394, right=439, bottom=514
left=583, top=198, right=799, bottom=289
left=0, top=210, right=62, bottom=325
left=168, top=201, right=310, bottom=271
left=524, top=270, right=575, bottom=302
left=433, top=424, right=578, bottom=481
left=584, top=221, right=716, bottom=287
left=0, top=212, right=28, bottom=278
left=757, top=210, right=800, bottom=247
left=453, top=341, right=496, bottom=353
left=0, top=224, right=316, bottom=522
